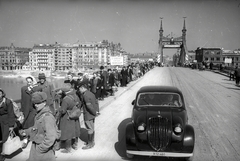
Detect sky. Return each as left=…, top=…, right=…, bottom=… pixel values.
left=0, top=0, right=240, bottom=55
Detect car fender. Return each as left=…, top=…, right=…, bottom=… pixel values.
left=183, top=124, right=195, bottom=152
left=126, top=121, right=136, bottom=148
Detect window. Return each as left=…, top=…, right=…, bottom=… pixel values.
left=216, top=57, right=220, bottom=61
left=137, top=92, right=182, bottom=107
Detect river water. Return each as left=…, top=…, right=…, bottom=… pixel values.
left=0, top=76, right=66, bottom=100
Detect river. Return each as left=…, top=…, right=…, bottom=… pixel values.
left=0, top=76, right=66, bottom=100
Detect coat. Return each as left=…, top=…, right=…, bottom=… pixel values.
left=90, top=77, right=98, bottom=94
left=108, top=73, right=115, bottom=87
left=121, top=68, right=128, bottom=86
left=25, top=106, right=59, bottom=161
left=0, top=98, right=15, bottom=143
left=82, top=90, right=98, bottom=121
left=37, top=81, right=55, bottom=108
left=21, top=85, right=42, bottom=129
left=58, top=90, right=81, bottom=141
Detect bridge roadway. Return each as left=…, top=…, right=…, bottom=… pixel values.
left=5, top=67, right=240, bottom=161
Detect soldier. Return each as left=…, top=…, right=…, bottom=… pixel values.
left=20, top=92, right=60, bottom=161
left=78, top=82, right=99, bottom=149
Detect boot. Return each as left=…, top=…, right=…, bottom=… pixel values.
left=61, top=139, right=72, bottom=153
left=72, top=137, right=78, bottom=150
left=53, top=140, right=61, bottom=151
left=82, top=133, right=95, bottom=150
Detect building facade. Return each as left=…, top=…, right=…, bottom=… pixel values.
left=222, top=50, right=240, bottom=67
left=29, top=44, right=55, bottom=71
left=0, top=43, right=30, bottom=70
left=195, top=47, right=240, bottom=67
left=0, top=41, right=127, bottom=71
left=195, top=47, right=222, bottom=64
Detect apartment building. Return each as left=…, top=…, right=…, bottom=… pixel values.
left=195, top=47, right=240, bottom=67
left=54, top=43, right=73, bottom=71
left=0, top=40, right=126, bottom=71
left=0, top=43, right=30, bottom=70
left=29, top=44, right=55, bottom=71
left=195, top=47, right=222, bottom=64
left=222, top=50, right=240, bottom=67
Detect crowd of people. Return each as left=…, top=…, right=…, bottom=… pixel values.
left=0, top=62, right=154, bottom=161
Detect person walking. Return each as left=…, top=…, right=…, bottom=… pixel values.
left=78, top=82, right=99, bottom=150
left=20, top=92, right=60, bottom=161
left=0, top=88, right=15, bottom=161
left=37, top=73, right=55, bottom=115
left=55, top=81, right=81, bottom=153
left=21, top=76, right=42, bottom=148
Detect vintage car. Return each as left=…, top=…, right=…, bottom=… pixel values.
left=126, top=86, right=195, bottom=160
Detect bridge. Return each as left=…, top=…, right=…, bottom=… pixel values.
left=158, top=17, right=189, bottom=66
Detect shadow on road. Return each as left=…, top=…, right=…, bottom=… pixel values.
left=114, top=118, right=131, bottom=160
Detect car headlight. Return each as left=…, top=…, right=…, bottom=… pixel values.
left=137, top=123, right=146, bottom=132
left=174, top=124, right=182, bottom=134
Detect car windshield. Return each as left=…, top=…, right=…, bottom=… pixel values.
left=137, top=92, right=182, bottom=107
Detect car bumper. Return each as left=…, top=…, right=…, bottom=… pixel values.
left=126, top=150, right=193, bottom=157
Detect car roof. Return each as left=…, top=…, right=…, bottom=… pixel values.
left=137, top=86, right=182, bottom=95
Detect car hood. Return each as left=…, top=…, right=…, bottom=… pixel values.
left=134, top=106, right=174, bottom=125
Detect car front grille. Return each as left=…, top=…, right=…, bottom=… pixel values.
left=148, top=117, right=171, bottom=151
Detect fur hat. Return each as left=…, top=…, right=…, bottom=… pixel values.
left=38, top=73, right=46, bottom=79
left=32, top=92, right=47, bottom=104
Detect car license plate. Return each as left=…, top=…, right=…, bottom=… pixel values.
left=153, top=152, right=165, bottom=156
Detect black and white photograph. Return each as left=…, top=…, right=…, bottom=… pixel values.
left=0, top=0, right=240, bottom=161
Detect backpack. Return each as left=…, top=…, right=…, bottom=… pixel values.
left=66, top=95, right=81, bottom=120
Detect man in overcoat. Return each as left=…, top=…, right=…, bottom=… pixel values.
left=121, top=66, right=128, bottom=87
left=107, top=69, right=115, bottom=96
left=20, top=92, right=60, bottom=161
left=21, top=76, right=42, bottom=148
left=37, top=73, right=55, bottom=114
left=55, top=81, right=81, bottom=152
